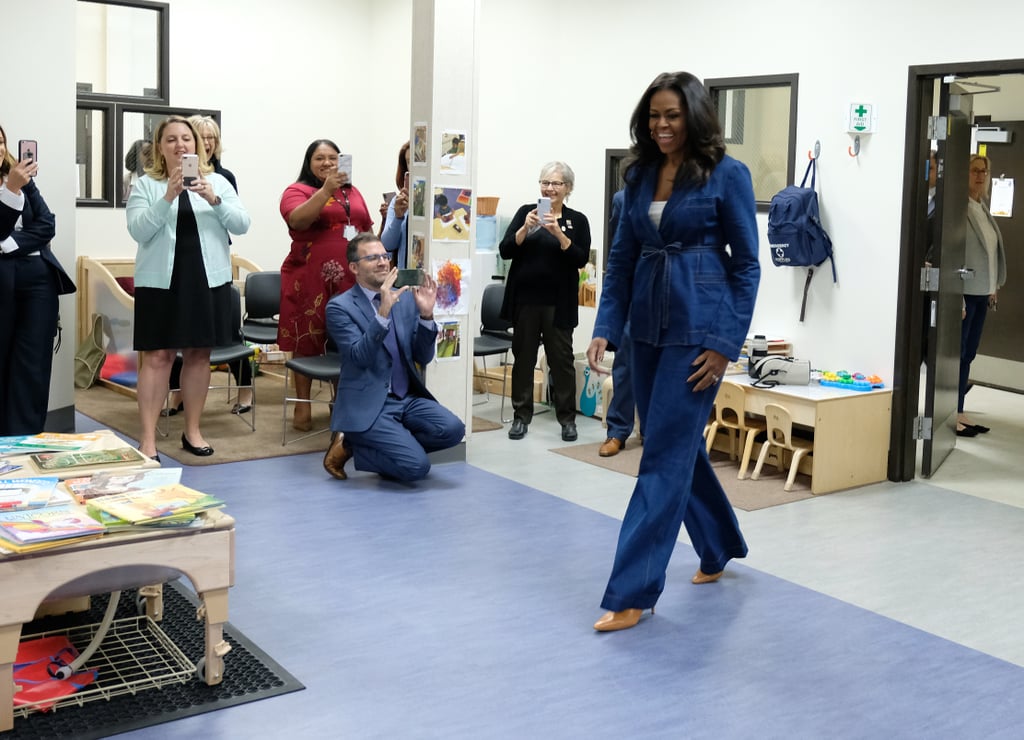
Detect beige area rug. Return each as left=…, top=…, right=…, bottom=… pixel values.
left=74, top=371, right=332, bottom=465
left=472, top=416, right=503, bottom=433
left=549, top=442, right=813, bottom=512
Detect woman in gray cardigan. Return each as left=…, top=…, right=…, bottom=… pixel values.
left=957, top=154, right=1006, bottom=436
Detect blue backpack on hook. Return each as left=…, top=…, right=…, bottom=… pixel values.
left=767, top=156, right=837, bottom=321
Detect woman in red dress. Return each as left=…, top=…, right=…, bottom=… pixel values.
left=279, top=139, right=372, bottom=430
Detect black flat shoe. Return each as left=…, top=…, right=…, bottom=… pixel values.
left=508, top=418, right=528, bottom=440
left=138, top=447, right=161, bottom=464
left=160, top=402, right=184, bottom=418
left=181, top=433, right=214, bottom=457
left=561, top=422, right=578, bottom=442
left=955, top=426, right=979, bottom=437
left=966, top=423, right=990, bottom=433
left=231, top=403, right=252, bottom=415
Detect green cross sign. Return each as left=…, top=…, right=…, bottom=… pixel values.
left=855, top=105, right=868, bottom=116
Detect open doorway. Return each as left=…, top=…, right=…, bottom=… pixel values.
left=891, top=60, right=1024, bottom=497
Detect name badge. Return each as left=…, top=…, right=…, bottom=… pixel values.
left=343, top=224, right=357, bottom=240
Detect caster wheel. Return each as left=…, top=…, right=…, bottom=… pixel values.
left=136, top=595, right=147, bottom=616
left=195, top=657, right=207, bottom=682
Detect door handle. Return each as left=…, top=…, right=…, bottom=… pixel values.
left=957, top=266, right=975, bottom=280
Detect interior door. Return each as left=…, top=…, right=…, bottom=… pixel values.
left=974, top=120, right=1024, bottom=370
left=922, top=81, right=972, bottom=476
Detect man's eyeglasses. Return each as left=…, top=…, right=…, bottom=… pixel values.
left=539, top=180, right=565, bottom=188
left=352, top=253, right=391, bottom=263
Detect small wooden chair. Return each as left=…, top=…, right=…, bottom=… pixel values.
left=751, top=402, right=814, bottom=491
left=703, top=400, right=718, bottom=454
left=709, top=381, right=767, bottom=479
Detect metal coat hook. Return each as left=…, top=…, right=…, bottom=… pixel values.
left=808, top=140, right=821, bottom=160
left=848, top=135, right=861, bottom=158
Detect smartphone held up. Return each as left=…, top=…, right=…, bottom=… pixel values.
left=537, top=196, right=551, bottom=221
left=18, top=140, right=38, bottom=164
left=394, top=268, right=425, bottom=288
left=181, top=153, right=199, bottom=186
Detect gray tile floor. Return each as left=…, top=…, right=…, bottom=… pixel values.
left=467, top=383, right=1024, bottom=668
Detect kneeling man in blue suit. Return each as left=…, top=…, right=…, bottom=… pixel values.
left=323, top=233, right=465, bottom=482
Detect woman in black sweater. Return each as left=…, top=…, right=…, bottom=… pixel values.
left=499, top=161, right=590, bottom=442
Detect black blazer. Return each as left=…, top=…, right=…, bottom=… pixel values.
left=0, top=179, right=75, bottom=294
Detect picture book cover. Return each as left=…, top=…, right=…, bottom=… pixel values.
left=0, top=477, right=60, bottom=512
left=30, top=447, right=146, bottom=472
left=0, top=432, right=102, bottom=456
left=86, top=484, right=225, bottom=524
left=64, top=468, right=182, bottom=503
left=0, top=503, right=106, bottom=545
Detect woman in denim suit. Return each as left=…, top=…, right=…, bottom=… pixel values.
left=587, top=71, right=760, bottom=632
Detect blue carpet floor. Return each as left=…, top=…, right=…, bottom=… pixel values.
left=97, top=448, right=1024, bottom=740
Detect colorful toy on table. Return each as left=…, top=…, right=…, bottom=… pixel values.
left=819, top=370, right=884, bottom=391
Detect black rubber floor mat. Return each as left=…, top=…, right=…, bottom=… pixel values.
left=7, top=580, right=304, bottom=739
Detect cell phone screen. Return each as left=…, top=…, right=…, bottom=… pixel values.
left=18, top=140, right=37, bottom=163
left=394, top=269, right=424, bottom=288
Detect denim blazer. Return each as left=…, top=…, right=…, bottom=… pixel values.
left=594, top=155, right=760, bottom=361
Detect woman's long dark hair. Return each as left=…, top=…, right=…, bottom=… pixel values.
left=297, top=138, right=340, bottom=187
left=623, top=71, right=725, bottom=190
left=0, top=124, right=16, bottom=177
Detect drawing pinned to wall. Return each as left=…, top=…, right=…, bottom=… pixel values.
left=433, top=186, right=471, bottom=242
left=435, top=320, right=461, bottom=361
left=432, top=258, right=471, bottom=316
left=413, top=123, right=428, bottom=166
left=411, top=176, right=427, bottom=218
left=439, top=130, right=467, bottom=175
left=409, top=233, right=426, bottom=270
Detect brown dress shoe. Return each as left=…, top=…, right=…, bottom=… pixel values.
left=598, top=438, right=625, bottom=457
left=323, top=432, right=352, bottom=480
left=691, top=568, right=724, bottom=584
left=593, top=607, right=652, bottom=632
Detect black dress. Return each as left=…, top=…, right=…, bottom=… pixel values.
left=134, top=193, right=232, bottom=350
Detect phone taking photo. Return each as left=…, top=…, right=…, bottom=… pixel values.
left=181, top=154, right=199, bottom=186
left=537, top=196, right=551, bottom=221
left=18, top=140, right=38, bottom=164
left=338, top=154, right=353, bottom=182
left=394, top=268, right=424, bottom=288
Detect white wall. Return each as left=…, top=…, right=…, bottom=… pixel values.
left=49, top=0, right=1024, bottom=395
left=76, top=0, right=414, bottom=276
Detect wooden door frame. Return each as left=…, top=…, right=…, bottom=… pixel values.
left=889, top=58, right=1024, bottom=483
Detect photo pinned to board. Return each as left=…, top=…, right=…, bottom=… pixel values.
left=411, top=176, right=427, bottom=218
left=439, top=130, right=467, bottom=175
left=432, top=257, right=471, bottom=316
left=432, top=186, right=471, bottom=242
left=413, top=122, right=428, bottom=166
left=435, top=320, right=461, bottom=361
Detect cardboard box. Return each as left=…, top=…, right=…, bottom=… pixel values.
left=473, top=363, right=544, bottom=402
left=575, top=352, right=613, bottom=417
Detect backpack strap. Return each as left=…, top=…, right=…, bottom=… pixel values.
left=799, top=267, right=814, bottom=322
left=799, top=158, right=816, bottom=189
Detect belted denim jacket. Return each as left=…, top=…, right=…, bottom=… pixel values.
left=594, top=156, right=760, bottom=361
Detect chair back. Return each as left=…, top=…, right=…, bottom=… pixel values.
left=764, top=403, right=794, bottom=449
left=715, top=381, right=748, bottom=430
left=480, top=283, right=512, bottom=338
left=228, top=285, right=244, bottom=344
left=243, top=271, right=281, bottom=321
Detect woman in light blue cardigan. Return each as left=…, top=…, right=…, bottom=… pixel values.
left=127, top=115, right=250, bottom=461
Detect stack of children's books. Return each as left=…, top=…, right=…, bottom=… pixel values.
left=85, top=483, right=225, bottom=531
left=0, top=503, right=107, bottom=553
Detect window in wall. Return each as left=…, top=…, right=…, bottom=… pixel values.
left=705, top=74, right=798, bottom=209
left=76, top=103, right=115, bottom=207
left=76, top=0, right=169, bottom=103
left=76, top=0, right=171, bottom=207
left=116, top=105, right=220, bottom=207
